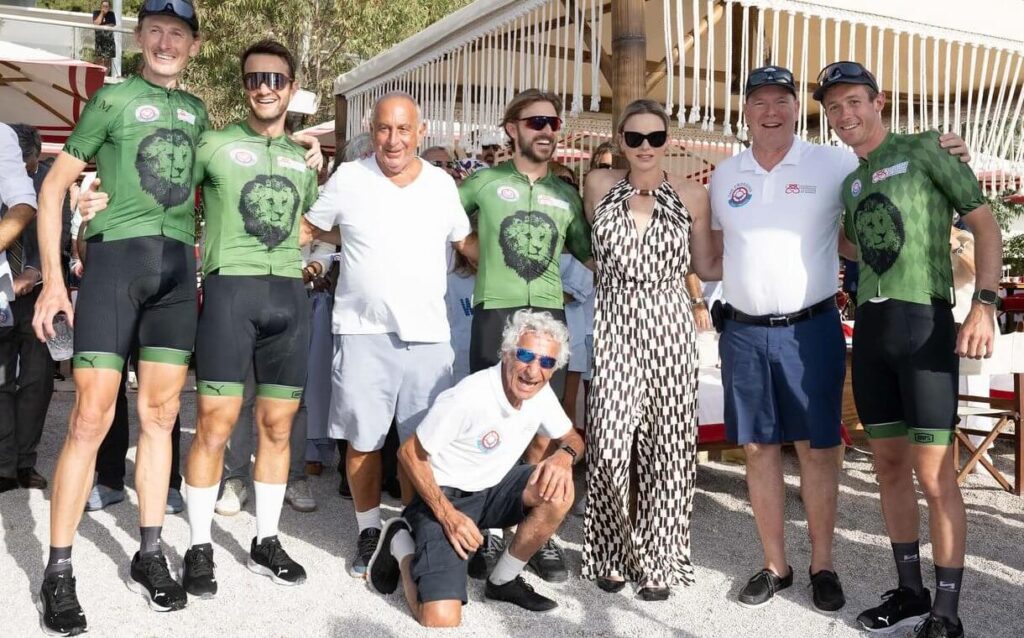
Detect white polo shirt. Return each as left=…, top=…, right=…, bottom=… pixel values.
left=710, top=136, right=858, bottom=316
left=416, top=363, right=572, bottom=492
left=305, top=156, right=471, bottom=342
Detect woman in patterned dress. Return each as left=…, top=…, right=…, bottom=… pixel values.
left=581, top=99, right=719, bottom=600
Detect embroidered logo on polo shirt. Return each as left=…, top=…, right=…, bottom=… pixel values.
left=477, top=430, right=501, bottom=452
left=851, top=179, right=863, bottom=197
left=135, top=105, right=160, bottom=122
left=728, top=183, right=753, bottom=208
left=871, top=161, right=909, bottom=184
left=785, top=183, right=817, bottom=195
left=230, top=148, right=258, bottom=166
left=497, top=186, right=519, bottom=202
left=537, top=194, right=570, bottom=211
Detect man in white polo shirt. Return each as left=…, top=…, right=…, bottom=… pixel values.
left=302, top=91, right=476, bottom=579
left=709, top=66, right=969, bottom=613
left=365, top=309, right=584, bottom=627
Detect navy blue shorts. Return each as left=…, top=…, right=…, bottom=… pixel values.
left=402, top=463, right=533, bottom=604
left=720, top=307, right=845, bottom=449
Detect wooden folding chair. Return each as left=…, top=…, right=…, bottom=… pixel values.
left=954, top=333, right=1024, bottom=495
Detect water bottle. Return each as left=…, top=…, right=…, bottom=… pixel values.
left=46, top=313, right=74, bottom=362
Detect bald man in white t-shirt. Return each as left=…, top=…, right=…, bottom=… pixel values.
left=364, top=309, right=584, bottom=628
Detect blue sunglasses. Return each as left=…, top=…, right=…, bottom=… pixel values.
left=515, top=347, right=557, bottom=370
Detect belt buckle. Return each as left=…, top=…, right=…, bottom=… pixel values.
left=768, top=315, right=791, bottom=327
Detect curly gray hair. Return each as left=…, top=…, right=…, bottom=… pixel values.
left=499, top=309, right=570, bottom=370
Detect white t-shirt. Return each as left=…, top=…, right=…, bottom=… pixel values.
left=416, top=363, right=572, bottom=492
left=710, top=136, right=858, bottom=316
left=304, top=156, right=471, bottom=342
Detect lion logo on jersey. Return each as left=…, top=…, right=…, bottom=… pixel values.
left=498, top=210, right=558, bottom=282
left=136, top=129, right=194, bottom=207
left=854, top=192, right=905, bottom=275
left=238, top=174, right=300, bottom=248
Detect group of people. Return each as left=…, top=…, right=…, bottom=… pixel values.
left=0, top=1, right=1002, bottom=638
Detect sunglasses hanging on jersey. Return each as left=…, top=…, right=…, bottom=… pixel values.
left=622, top=130, right=668, bottom=149
left=243, top=72, right=292, bottom=91
left=519, top=115, right=562, bottom=132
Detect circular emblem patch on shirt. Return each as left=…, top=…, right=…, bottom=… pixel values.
left=851, top=178, right=863, bottom=197
left=728, top=182, right=753, bottom=208
left=135, top=105, right=160, bottom=123
left=230, top=148, right=258, bottom=167
left=476, top=430, right=502, bottom=453
left=497, top=186, right=519, bottom=202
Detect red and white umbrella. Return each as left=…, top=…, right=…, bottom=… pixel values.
left=0, top=41, right=105, bottom=146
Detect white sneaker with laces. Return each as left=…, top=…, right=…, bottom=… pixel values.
left=285, top=480, right=317, bottom=512
left=215, top=478, right=248, bottom=516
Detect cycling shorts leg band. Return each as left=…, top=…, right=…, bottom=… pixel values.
left=139, top=346, right=192, bottom=367
left=197, top=381, right=245, bottom=398
left=257, top=384, right=303, bottom=401
left=907, top=428, right=955, bottom=446
left=72, top=352, right=125, bottom=371
left=864, top=421, right=909, bottom=439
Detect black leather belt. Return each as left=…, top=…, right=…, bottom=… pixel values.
left=724, top=297, right=836, bottom=327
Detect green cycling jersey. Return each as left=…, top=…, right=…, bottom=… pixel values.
left=842, top=130, right=986, bottom=307
left=63, top=75, right=208, bottom=245
left=195, top=121, right=319, bottom=278
left=459, top=160, right=592, bottom=310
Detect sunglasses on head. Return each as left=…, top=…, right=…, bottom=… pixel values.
left=622, top=130, right=668, bottom=149
left=747, top=67, right=795, bottom=90
left=515, top=347, right=557, bottom=370
left=243, top=71, right=291, bottom=91
left=519, top=115, right=562, bottom=132
left=817, top=61, right=873, bottom=86
left=141, top=0, right=196, bottom=18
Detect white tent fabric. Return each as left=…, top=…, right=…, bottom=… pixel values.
left=334, top=0, right=1024, bottom=190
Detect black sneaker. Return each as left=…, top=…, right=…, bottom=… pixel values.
left=809, top=569, right=846, bottom=612
left=737, top=566, right=793, bottom=608
left=181, top=543, right=217, bottom=599
left=128, top=551, right=187, bottom=612
left=857, top=587, right=932, bottom=633
left=485, top=575, right=558, bottom=612
left=350, top=527, right=381, bottom=577
left=247, top=535, right=307, bottom=585
left=467, top=531, right=505, bottom=580
left=527, top=538, right=568, bottom=583
left=367, top=517, right=411, bottom=595
left=37, top=571, right=87, bottom=636
left=914, top=614, right=964, bottom=638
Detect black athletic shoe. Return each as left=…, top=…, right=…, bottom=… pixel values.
left=467, top=531, right=505, bottom=580
left=857, top=587, right=932, bottom=633
left=527, top=538, right=568, bottom=583
left=247, top=535, right=307, bottom=585
left=128, top=551, right=187, bottom=612
left=367, top=517, right=411, bottom=595
left=37, top=571, right=87, bottom=636
left=485, top=575, right=558, bottom=612
left=351, top=528, right=381, bottom=578
left=737, top=566, right=793, bottom=608
left=637, top=586, right=670, bottom=601
left=809, top=569, right=846, bottom=612
left=181, top=543, right=217, bottom=599
left=914, top=614, right=964, bottom=638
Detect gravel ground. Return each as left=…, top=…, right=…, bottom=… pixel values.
left=2, top=382, right=1023, bottom=638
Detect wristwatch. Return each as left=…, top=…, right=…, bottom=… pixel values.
left=559, top=444, right=578, bottom=464
left=691, top=297, right=706, bottom=307
left=971, top=289, right=1001, bottom=308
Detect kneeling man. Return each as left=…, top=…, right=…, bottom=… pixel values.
left=366, top=309, right=584, bottom=627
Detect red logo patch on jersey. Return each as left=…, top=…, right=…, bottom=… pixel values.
left=476, top=430, right=501, bottom=452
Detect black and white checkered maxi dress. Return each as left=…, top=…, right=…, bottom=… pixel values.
left=582, top=175, right=699, bottom=588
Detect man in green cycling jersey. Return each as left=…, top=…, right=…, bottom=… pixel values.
left=178, top=39, right=319, bottom=598
left=32, top=2, right=205, bottom=631
left=818, top=61, right=1001, bottom=638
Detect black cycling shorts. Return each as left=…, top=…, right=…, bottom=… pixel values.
left=73, top=236, right=197, bottom=371
left=851, top=298, right=959, bottom=445
left=195, top=274, right=308, bottom=400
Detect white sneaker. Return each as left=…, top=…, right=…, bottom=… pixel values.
left=285, top=480, right=317, bottom=513
left=215, top=478, right=248, bottom=516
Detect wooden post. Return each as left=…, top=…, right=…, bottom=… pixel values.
left=611, top=0, right=646, bottom=152
left=335, top=94, right=348, bottom=159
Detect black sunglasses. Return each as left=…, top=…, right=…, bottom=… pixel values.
left=519, top=116, right=562, bottom=132
left=243, top=72, right=291, bottom=91
left=141, top=0, right=196, bottom=20
left=817, top=61, right=872, bottom=86
left=747, top=67, right=795, bottom=90
left=622, top=130, right=668, bottom=149
left=594, top=162, right=613, bottom=170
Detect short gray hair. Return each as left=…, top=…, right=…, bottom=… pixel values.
left=341, top=132, right=372, bottom=162
left=499, top=309, right=570, bottom=370
left=371, top=90, right=423, bottom=125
